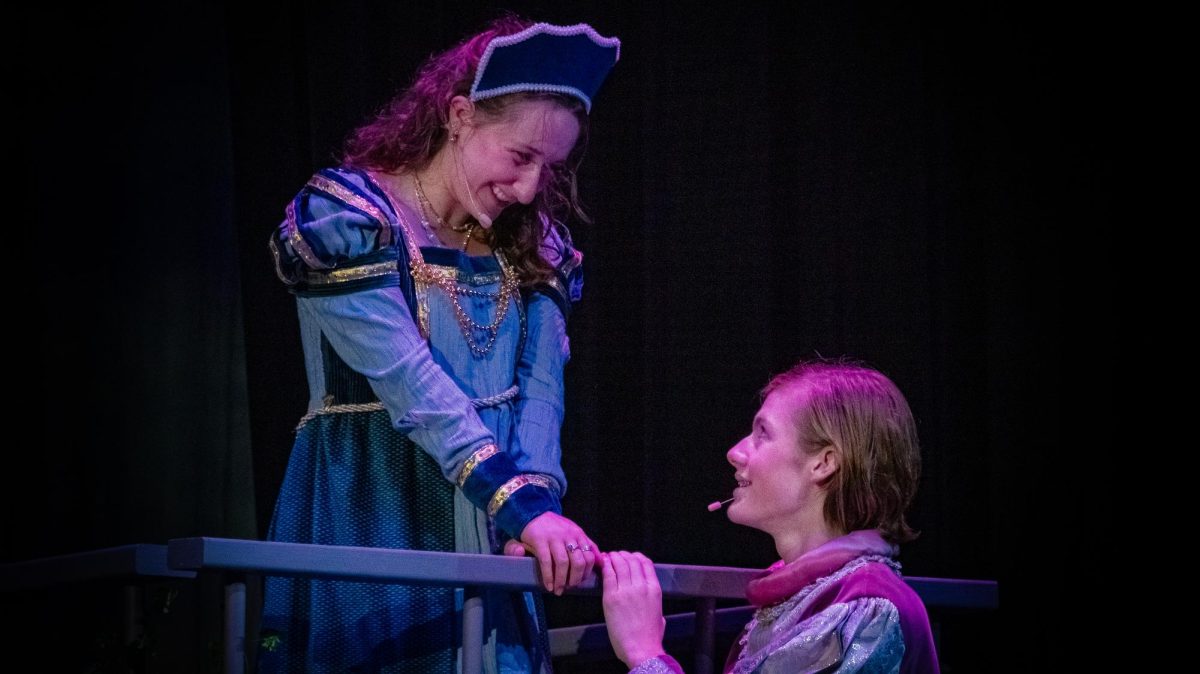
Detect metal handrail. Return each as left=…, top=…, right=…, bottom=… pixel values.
left=1, top=544, right=198, bottom=665
left=3, top=539, right=1000, bottom=674
left=0, top=543, right=195, bottom=591
left=169, top=537, right=998, bottom=674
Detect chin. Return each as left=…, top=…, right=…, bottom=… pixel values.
left=725, top=505, right=746, bottom=526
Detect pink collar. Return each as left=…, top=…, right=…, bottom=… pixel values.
left=745, top=530, right=898, bottom=607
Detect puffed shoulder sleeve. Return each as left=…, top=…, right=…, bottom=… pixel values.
left=534, top=218, right=584, bottom=319
left=269, top=168, right=404, bottom=296
left=760, top=598, right=906, bottom=673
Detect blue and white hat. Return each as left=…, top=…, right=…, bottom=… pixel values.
left=470, top=23, right=621, bottom=113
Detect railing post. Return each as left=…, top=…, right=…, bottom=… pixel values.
left=694, top=596, right=717, bottom=674
left=123, top=584, right=144, bottom=647
left=225, top=574, right=246, bottom=674
left=462, top=586, right=485, bottom=674
left=123, top=581, right=148, bottom=673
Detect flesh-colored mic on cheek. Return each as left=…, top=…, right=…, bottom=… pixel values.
left=707, top=497, right=734, bottom=512
left=456, top=146, right=493, bottom=229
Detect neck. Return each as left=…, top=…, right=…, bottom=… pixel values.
left=770, top=505, right=845, bottom=564
left=418, top=152, right=473, bottom=230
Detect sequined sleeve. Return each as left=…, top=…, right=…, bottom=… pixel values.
left=748, top=598, right=905, bottom=673
left=629, top=654, right=685, bottom=674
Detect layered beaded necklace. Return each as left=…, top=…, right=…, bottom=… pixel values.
left=371, top=171, right=519, bottom=357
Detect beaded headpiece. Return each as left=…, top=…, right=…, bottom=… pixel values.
left=470, top=23, right=621, bottom=113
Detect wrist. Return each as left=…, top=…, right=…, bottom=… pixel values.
left=494, top=474, right=560, bottom=538
left=625, top=649, right=667, bottom=670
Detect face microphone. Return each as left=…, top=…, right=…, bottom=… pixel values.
left=707, top=497, right=734, bottom=512
left=453, top=132, right=495, bottom=229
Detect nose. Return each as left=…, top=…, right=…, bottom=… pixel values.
left=511, top=164, right=541, bottom=205
left=727, top=436, right=748, bottom=467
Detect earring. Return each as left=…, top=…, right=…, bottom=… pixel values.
left=449, top=127, right=459, bottom=142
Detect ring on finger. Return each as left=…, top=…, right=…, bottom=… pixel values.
left=565, top=543, right=579, bottom=553
left=581, top=544, right=593, bottom=552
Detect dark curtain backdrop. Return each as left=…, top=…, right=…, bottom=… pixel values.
left=10, top=1, right=1109, bottom=671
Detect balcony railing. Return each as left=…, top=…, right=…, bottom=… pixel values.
left=3, top=538, right=999, bottom=674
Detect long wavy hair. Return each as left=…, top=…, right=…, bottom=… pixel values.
left=764, top=359, right=922, bottom=545
left=340, top=15, right=592, bottom=286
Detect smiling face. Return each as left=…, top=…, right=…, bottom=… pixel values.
left=725, top=384, right=829, bottom=539
left=444, top=96, right=581, bottom=228
left=734, top=361, right=924, bottom=553
left=720, top=381, right=844, bottom=542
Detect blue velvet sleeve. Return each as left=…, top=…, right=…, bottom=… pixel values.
left=269, top=169, right=405, bottom=295
left=533, top=219, right=584, bottom=318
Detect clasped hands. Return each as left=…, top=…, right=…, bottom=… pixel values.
left=507, top=513, right=667, bottom=668
left=504, top=511, right=599, bottom=595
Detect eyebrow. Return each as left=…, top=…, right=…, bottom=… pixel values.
left=515, top=143, right=571, bottom=167
left=513, top=144, right=544, bottom=157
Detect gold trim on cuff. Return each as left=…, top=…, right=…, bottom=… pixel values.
left=487, top=474, right=552, bottom=517
left=303, top=261, right=397, bottom=287
left=456, top=443, right=500, bottom=488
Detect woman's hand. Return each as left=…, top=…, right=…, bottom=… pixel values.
left=516, top=512, right=599, bottom=595
left=502, top=538, right=528, bottom=557
left=601, top=551, right=667, bottom=669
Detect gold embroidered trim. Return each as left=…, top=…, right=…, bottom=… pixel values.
left=415, top=280, right=431, bottom=338
left=285, top=200, right=328, bottom=270
left=364, top=172, right=434, bottom=338
left=307, top=174, right=394, bottom=248
left=303, top=261, right=397, bottom=287
left=268, top=234, right=296, bottom=285
left=487, top=474, right=552, bottom=517
left=456, top=443, right=500, bottom=488
left=362, top=173, right=425, bottom=261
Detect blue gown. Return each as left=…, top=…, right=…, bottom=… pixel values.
left=259, top=167, right=582, bottom=673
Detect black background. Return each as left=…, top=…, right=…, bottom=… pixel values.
left=8, top=1, right=1110, bottom=671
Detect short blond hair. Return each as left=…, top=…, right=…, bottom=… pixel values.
left=764, top=359, right=921, bottom=544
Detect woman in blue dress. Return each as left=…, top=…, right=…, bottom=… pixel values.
left=260, top=17, right=620, bottom=673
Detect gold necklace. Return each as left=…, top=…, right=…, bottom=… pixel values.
left=461, top=223, right=474, bottom=252
left=370, top=172, right=518, bottom=356
left=410, top=183, right=443, bottom=246
left=412, top=173, right=446, bottom=227
left=419, top=256, right=519, bottom=356
left=414, top=172, right=473, bottom=234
